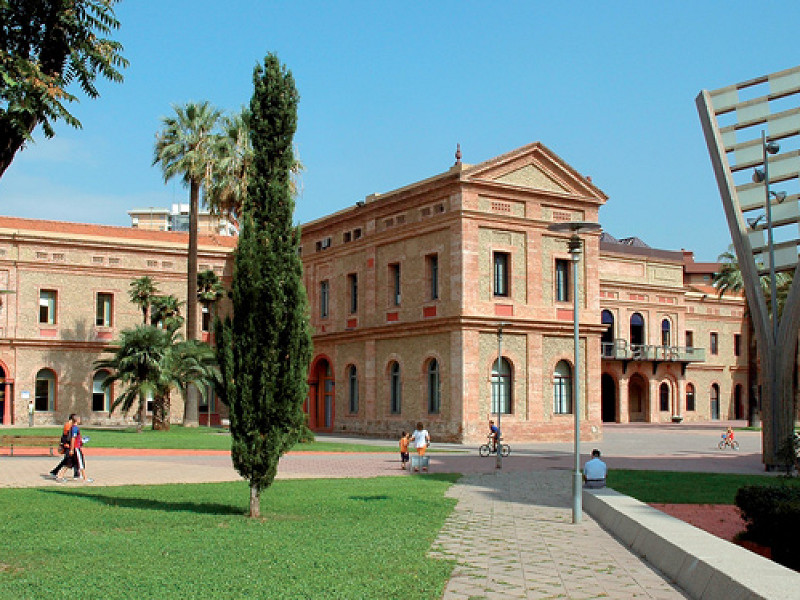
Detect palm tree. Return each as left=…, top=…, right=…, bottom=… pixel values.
left=95, top=325, right=218, bottom=431
left=153, top=101, right=221, bottom=427
left=128, top=276, right=159, bottom=325
left=206, top=107, right=304, bottom=222
left=197, top=269, right=224, bottom=336
left=714, top=247, right=794, bottom=426
left=150, top=294, right=184, bottom=331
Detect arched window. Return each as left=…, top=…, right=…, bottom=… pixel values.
left=659, top=382, right=669, bottom=412
left=661, top=319, right=671, bottom=346
left=630, top=313, right=645, bottom=347
left=347, top=365, right=358, bottom=414
left=553, top=360, right=572, bottom=414
left=710, top=383, right=720, bottom=420
left=35, top=369, right=55, bottom=412
left=427, top=359, right=440, bottom=414
left=601, top=310, right=614, bottom=356
left=491, top=357, right=512, bottom=414
left=686, top=383, right=696, bottom=411
left=389, top=362, right=401, bottom=414
left=92, top=370, right=111, bottom=412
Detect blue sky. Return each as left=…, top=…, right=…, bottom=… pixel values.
left=1, top=1, right=798, bottom=261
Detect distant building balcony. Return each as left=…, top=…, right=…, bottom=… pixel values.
left=601, top=339, right=705, bottom=374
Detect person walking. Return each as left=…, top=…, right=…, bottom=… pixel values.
left=27, top=399, right=34, bottom=427
left=410, top=422, right=430, bottom=472
left=49, top=414, right=79, bottom=481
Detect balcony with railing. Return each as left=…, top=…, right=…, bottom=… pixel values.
left=601, top=339, right=705, bottom=374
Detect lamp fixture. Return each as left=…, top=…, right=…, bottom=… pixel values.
left=747, top=214, right=765, bottom=228
left=770, top=190, right=787, bottom=203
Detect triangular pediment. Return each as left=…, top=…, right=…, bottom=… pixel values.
left=494, top=164, right=569, bottom=193
left=462, top=142, right=607, bottom=202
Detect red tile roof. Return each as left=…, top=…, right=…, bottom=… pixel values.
left=0, top=215, right=237, bottom=248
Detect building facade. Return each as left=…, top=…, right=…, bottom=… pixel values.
left=0, top=217, right=234, bottom=428
left=0, top=142, right=758, bottom=442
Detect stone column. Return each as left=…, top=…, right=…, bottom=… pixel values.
left=618, top=376, right=629, bottom=423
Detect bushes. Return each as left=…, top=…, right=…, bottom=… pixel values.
left=735, top=483, right=800, bottom=569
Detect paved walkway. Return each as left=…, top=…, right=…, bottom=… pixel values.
left=431, top=470, right=687, bottom=600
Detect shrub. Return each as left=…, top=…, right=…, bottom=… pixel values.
left=735, top=484, right=800, bottom=569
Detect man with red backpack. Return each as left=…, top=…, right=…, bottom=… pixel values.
left=48, top=414, right=79, bottom=482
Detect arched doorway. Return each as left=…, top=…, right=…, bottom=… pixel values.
left=307, top=357, right=334, bottom=432
left=628, top=373, right=649, bottom=422
left=0, top=364, right=5, bottom=424
left=734, top=384, right=744, bottom=420
left=601, top=373, right=616, bottom=422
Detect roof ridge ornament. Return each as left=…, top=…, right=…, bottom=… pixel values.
left=455, top=143, right=462, bottom=165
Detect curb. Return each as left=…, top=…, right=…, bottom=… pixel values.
left=583, top=488, right=800, bottom=600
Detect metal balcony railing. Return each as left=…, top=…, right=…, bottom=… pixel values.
left=601, top=340, right=705, bottom=363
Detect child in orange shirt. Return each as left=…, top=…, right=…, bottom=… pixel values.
left=399, top=431, right=410, bottom=469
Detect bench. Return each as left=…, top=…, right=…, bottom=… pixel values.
left=0, top=435, right=60, bottom=456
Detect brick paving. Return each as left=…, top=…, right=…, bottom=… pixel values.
left=430, top=471, right=687, bottom=600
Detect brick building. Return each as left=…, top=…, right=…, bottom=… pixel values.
left=0, top=142, right=754, bottom=442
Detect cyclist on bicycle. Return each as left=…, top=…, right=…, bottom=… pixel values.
left=488, top=420, right=500, bottom=452
left=724, top=426, right=735, bottom=446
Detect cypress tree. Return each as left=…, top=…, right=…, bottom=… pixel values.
left=216, top=53, right=312, bottom=518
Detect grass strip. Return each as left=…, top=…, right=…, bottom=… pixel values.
left=5, top=427, right=407, bottom=453
left=0, top=475, right=459, bottom=599
left=609, top=469, right=800, bottom=504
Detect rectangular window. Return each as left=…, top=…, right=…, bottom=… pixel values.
left=493, top=252, right=509, bottom=297
left=734, top=334, right=741, bottom=357
left=427, top=254, right=439, bottom=300
left=39, top=290, right=56, bottom=324
left=685, top=331, right=694, bottom=350
left=389, top=263, right=401, bottom=306
left=348, top=273, right=358, bottom=314
left=201, top=306, right=211, bottom=332
left=555, top=259, right=570, bottom=302
left=96, top=292, right=113, bottom=327
left=320, top=280, right=329, bottom=318
left=710, top=332, right=718, bottom=355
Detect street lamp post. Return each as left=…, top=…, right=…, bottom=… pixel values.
left=548, top=221, right=601, bottom=524
left=496, top=322, right=507, bottom=470
left=754, top=131, right=782, bottom=466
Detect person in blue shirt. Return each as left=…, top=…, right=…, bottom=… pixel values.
left=583, top=449, right=607, bottom=488
left=488, top=420, right=500, bottom=452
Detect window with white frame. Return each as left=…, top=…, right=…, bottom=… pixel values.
left=35, top=368, right=55, bottom=411
left=39, top=290, right=56, bottom=324
left=92, top=371, right=111, bottom=412
left=96, top=292, right=113, bottom=327
left=553, top=360, right=572, bottom=414
left=491, top=357, right=512, bottom=414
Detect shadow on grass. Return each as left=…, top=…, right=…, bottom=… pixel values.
left=39, top=488, right=244, bottom=516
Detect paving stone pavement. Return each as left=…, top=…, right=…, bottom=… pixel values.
left=430, top=470, right=688, bottom=600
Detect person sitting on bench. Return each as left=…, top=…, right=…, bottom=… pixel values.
left=582, top=448, right=607, bottom=488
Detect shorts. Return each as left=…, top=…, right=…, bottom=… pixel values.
left=400, top=452, right=409, bottom=462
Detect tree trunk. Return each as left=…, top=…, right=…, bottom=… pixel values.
left=137, top=394, right=145, bottom=433
left=249, top=483, right=260, bottom=518
left=183, top=179, right=200, bottom=427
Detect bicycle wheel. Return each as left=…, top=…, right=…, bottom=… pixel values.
left=732, top=440, right=739, bottom=450
left=718, top=440, right=725, bottom=450
left=479, top=444, right=491, bottom=457
left=500, top=444, right=510, bottom=457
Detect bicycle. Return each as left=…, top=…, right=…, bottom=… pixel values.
left=718, top=435, right=739, bottom=451
left=479, top=440, right=511, bottom=457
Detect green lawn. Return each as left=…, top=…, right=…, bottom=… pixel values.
left=608, top=469, right=800, bottom=504
left=8, top=426, right=403, bottom=453
left=0, top=475, right=458, bottom=599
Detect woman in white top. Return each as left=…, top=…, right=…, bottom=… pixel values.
left=411, top=422, right=430, bottom=471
